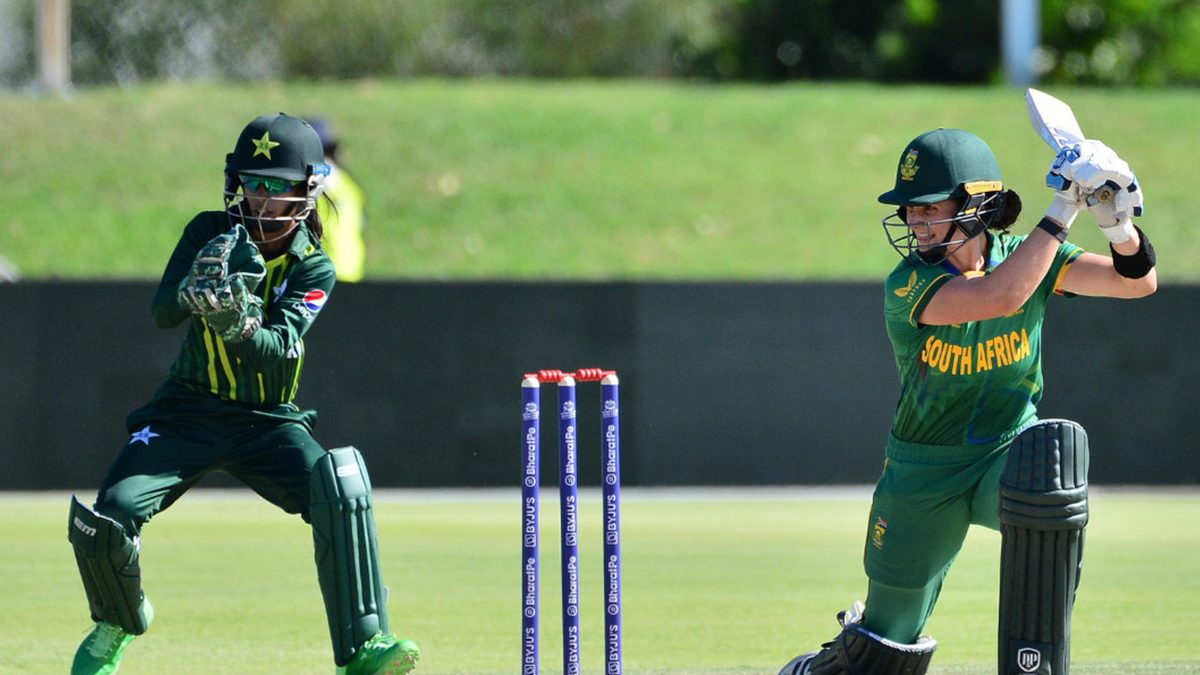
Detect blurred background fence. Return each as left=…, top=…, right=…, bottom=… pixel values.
left=4, top=281, right=1197, bottom=490
left=3, top=0, right=1200, bottom=90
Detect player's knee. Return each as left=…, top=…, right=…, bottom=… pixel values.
left=311, top=446, right=374, bottom=505
left=1000, top=419, right=1089, bottom=530
left=90, top=486, right=143, bottom=537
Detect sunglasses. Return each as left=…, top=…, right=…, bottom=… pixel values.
left=241, top=176, right=301, bottom=194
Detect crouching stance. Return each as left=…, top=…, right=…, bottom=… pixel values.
left=69, top=447, right=415, bottom=674
left=779, top=125, right=1152, bottom=673
left=68, top=113, right=419, bottom=674
left=779, top=419, right=1087, bottom=675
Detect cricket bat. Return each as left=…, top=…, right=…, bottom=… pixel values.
left=1025, top=88, right=1116, bottom=205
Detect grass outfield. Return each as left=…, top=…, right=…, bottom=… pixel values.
left=3, top=488, right=1198, bottom=674
left=1, top=81, right=1198, bottom=281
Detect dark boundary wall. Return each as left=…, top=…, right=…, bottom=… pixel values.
left=2, top=282, right=1197, bottom=489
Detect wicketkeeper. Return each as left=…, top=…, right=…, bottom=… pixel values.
left=68, top=113, right=419, bottom=675
left=779, top=127, right=1157, bottom=674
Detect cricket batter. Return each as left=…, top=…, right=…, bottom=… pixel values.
left=780, top=128, right=1157, bottom=674
left=67, top=113, right=419, bottom=675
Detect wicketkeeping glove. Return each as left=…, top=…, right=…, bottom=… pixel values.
left=203, top=299, right=265, bottom=343
left=177, top=225, right=267, bottom=342
left=178, top=232, right=236, bottom=315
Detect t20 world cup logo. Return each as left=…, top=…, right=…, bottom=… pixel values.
left=602, top=399, right=618, bottom=419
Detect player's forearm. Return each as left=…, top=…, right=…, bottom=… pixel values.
left=154, top=220, right=211, bottom=328
left=151, top=261, right=192, bottom=328
left=152, top=288, right=190, bottom=328
left=1107, top=227, right=1158, bottom=298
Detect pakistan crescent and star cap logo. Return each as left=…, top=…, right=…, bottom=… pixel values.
left=252, top=131, right=281, bottom=159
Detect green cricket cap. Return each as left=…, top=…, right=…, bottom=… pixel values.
left=877, top=128, right=1003, bottom=206
left=225, top=112, right=325, bottom=181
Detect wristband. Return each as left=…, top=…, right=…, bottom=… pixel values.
left=1036, top=217, right=1068, bottom=243
left=1110, top=225, right=1156, bottom=279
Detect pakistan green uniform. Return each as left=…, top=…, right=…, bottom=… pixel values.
left=69, top=112, right=418, bottom=675
left=864, top=231, right=1083, bottom=641
left=95, top=211, right=334, bottom=536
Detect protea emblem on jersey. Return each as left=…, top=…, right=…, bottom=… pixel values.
left=899, top=148, right=920, bottom=181
left=871, top=516, right=888, bottom=550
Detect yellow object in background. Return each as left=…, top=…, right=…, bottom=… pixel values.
left=318, top=162, right=366, bottom=282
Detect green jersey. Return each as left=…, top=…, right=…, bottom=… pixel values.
left=150, top=211, right=336, bottom=411
left=883, top=232, right=1083, bottom=447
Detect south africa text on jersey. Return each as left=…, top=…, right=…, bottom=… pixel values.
left=919, top=328, right=1031, bottom=376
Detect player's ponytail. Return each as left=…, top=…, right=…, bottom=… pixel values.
left=989, top=189, right=1022, bottom=233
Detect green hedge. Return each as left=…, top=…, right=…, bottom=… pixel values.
left=2, top=0, right=1198, bottom=86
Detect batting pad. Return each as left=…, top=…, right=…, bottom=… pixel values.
left=998, top=419, right=1089, bottom=675
left=310, top=447, right=389, bottom=666
left=68, top=496, right=151, bottom=634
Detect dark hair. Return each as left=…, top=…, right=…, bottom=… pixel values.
left=988, top=189, right=1022, bottom=233
left=305, top=193, right=334, bottom=243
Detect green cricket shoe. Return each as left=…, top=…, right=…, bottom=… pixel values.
left=71, top=596, right=153, bottom=675
left=336, top=633, right=420, bottom=675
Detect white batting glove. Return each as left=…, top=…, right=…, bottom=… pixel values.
left=1043, top=182, right=1084, bottom=230
left=1052, top=139, right=1137, bottom=193
left=1087, top=181, right=1143, bottom=244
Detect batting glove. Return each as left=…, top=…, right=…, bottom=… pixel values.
left=1051, top=139, right=1137, bottom=192
left=1043, top=180, right=1084, bottom=230
left=1087, top=181, right=1143, bottom=244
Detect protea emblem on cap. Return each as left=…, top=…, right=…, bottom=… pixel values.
left=899, top=148, right=920, bottom=181
left=252, top=131, right=281, bottom=159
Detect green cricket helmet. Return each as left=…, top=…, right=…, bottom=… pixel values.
left=878, top=128, right=1007, bottom=263
left=224, top=112, right=331, bottom=245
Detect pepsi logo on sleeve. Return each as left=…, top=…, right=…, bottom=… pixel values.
left=293, top=289, right=328, bottom=319
left=302, top=290, right=328, bottom=313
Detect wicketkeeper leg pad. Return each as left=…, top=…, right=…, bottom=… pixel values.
left=68, top=496, right=151, bottom=634
left=310, top=447, right=390, bottom=667
left=779, top=603, right=936, bottom=675
left=999, top=419, right=1089, bottom=674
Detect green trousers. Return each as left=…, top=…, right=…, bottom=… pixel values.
left=861, top=433, right=1014, bottom=643
left=94, top=384, right=324, bottom=535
